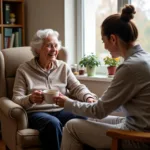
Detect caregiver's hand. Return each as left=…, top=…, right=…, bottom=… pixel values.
left=54, top=93, right=68, bottom=107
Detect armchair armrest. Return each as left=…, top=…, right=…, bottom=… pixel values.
left=107, top=129, right=150, bottom=143
left=0, top=97, right=28, bottom=129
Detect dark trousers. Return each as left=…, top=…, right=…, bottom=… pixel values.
left=28, top=110, right=86, bottom=150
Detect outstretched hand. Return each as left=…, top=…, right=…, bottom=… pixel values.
left=53, top=94, right=97, bottom=107
left=53, top=93, right=68, bottom=107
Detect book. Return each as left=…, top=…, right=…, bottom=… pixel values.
left=7, top=37, right=11, bottom=48
left=14, top=32, right=19, bottom=47
left=4, top=37, right=8, bottom=48
left=13, top=28, right=22, bottom=47
left=4, top=4, right=10, bottom=24
left=4, top=28, right=12, bottom=37
left=18, top=28, right=22, bottom=46
left=10, top=33, right=15, bottom=48
left=4, top=28, right=12, bottom=48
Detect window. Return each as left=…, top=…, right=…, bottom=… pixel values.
left=77, top=0, right=150, bottom=74
left=131, top=0, right=150, bottom=51
left=84, top=0, right=117, bottom=59
left=77, top=0, right=119, bottom=74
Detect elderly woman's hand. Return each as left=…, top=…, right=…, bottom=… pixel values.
left=29, top=90, right=44, bottom=104
left=54, top=93, right=68, bottom=107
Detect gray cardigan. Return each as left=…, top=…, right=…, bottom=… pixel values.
left=12, top=58, right=97, bottom=113
left=65, top=45, right=150, bottom=131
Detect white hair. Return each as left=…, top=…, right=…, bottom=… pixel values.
left=30, top=29, right=62, bottom=56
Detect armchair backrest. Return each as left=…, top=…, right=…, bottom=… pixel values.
left=0, top=47, right=34, bottom=99
left=0, top=46, right=68, bottom=99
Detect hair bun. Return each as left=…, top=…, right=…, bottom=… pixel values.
left=121, top=4, right=136, bottom=22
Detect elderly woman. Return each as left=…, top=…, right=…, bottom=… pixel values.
left=12, top=29, right=97, bottom=150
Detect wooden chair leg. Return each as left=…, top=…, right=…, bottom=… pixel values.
left=111, top=138, right=118, bottom=150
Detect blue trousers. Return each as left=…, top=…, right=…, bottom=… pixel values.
left=28, top=110, right=86, bottom=150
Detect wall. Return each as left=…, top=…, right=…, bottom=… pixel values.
left=25, top=0, right=64, bottom=45
left=78, top=80, right=110, bottom=97
left=25, top=0, right=77, bottom=65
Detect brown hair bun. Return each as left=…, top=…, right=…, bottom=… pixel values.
left=121, top=4, right=136, bottom=22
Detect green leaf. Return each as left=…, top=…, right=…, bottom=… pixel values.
left=79, top=53, right=101, bottom=68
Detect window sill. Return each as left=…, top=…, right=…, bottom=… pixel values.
left=76, top=74, right=113, bottom=82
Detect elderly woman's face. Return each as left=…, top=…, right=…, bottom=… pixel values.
left=40, top=35, right=59, bottom=61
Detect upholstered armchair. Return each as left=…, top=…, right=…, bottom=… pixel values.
left=0, top=46, right=67, bottom=150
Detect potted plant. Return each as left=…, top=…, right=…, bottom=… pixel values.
left=103, top=56, right=120, bottom=75
left=79, top=53, right=100, bottom=76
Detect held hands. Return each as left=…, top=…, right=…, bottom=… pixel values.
left=54, top=93, right=97, bottom=107
left=86, top=97, right=97, bottom=103
left=54, top=93, right=68, bottom=107
left=29, top=90, right=44, bottom=104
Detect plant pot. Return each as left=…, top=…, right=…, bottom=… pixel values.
left=86, top=66, right=96, bottom=76
left=107, top=66, right=116, bottom=75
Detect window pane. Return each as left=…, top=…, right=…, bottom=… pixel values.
left=131, top=0, right=150, bottom=52
left=84, top=0, right=117, bottom=64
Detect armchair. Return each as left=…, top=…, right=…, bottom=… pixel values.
left=0, top=46, right=68, bottom=150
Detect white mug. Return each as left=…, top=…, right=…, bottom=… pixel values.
left=43, top=89, right=59, bottom=104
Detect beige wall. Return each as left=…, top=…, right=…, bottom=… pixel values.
left=25, top=0, right=64, bottom=45
left=25, top=0, right=77, bottom=65
left=78, top=80, right=110, bottom=97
